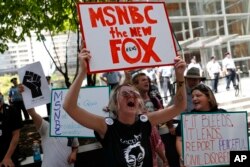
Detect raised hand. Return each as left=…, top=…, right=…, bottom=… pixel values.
left=174, top=56, right=186, bottom=78
left=23, top=71, right=42, bottom=98
left=78, top=48, right=91, bottom=75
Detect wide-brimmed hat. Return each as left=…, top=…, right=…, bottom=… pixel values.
left=185, top=67, right=206, bottom=80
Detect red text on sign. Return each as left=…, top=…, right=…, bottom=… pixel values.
left=89, top=5, right=157, bottom=27
left=110, top=37, right=161, bottom=64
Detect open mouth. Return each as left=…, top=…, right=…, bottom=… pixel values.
left=127, top=101, right=135, bottom=107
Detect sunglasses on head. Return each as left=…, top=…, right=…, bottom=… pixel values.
left=192, top=84, right=212, bottom=93
left=120, top=90, right=140, bottom=98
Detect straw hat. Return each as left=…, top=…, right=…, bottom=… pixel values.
left=185, top=67, right=206, bottom=80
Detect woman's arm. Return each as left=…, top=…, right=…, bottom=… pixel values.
left=63, top=48, right=107, bottom=137
left=149, top=57, right=187, bottom=125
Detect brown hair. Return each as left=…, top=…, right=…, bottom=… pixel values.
left=132, top=73, right=147, bottom=85
left=191, top=84, right=218, bottom=110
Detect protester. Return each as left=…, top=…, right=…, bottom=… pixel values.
left=131, top=73, right=163, bottom=113
left=0, top=92, right=23, bottom=167
left=25, top=107, right=79, bottom=167
left=18, top=81, right=78, bottom=167
left=222, top=52, right=236, bottom=91
left=8, top=77, right=29, bottom=120
left=160, top=67, right=205, bottom=167
left=206, top=56, right=222, bottom=93
left=128, top=73, right=168, bottom=166
left=63, top=48, right=186, bottom=167
left=100, top=71, right=122, bottom=90
left=142, top=68, right=158, bottom=85
left=175, top=83, right=226, bottom=166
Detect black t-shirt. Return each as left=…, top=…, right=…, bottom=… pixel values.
left=176, top=108, right=227, bottom=137
left=0, top=104, right=23, bottom=161
left=95, top=115, right=152, bottom=167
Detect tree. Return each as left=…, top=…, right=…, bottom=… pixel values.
left=0, top=0, right=120, bottom=87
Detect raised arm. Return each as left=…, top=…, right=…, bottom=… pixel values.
left=27, top=108, right=43, bottom=130
left=149, top=57, right=187, bottom=126
left=63, top=48, right=107, bottom=137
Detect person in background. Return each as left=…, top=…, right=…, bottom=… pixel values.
left=158, top=66, right=174, bottom=104
left=142, top=68, right=157, bottom=85
left=25, top=107, right=79, bottom=167
left=160, top=67, right=205, bottom=167
left=18, top=82, right=79, bottom=167
left=130, top=73, right=168, bottom=166
left=63, top=48, right=186, bottom=167
left=175, top=84, right=226, bottom=166
left=187, top=57, right=203, bottom=77
left=100, top=71, right=122, bottom=90
left=0, top=92, right=23, bottom=167
left=8, top=77, right=29, bottom=120
left=206, top=56, right=222, bottom=93
left=131, top=73, right=163, bottom=113
left=46, top=76, right=53, bottom=116
left=222, top=52, right=236, bottom=91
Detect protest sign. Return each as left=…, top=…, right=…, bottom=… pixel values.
left=18, top=61, right=50, bottom=109
left=181, top=112, right=249, bottom=166
left=50, top=86, right=110, bottom=137
left=78, top=2, right=177, bottom=73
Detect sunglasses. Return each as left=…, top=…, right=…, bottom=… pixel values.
left=119, top=90, right=140, bottom=98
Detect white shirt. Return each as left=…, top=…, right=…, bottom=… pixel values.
left=38, top=120, right=79, bottom=167
left=206, top=61, right=221, bottom=78
left=158, top=66, right=173, bottom=77
left=187, top=63, right=203, bottom=76
left=222, top=57, right=236, bottom=70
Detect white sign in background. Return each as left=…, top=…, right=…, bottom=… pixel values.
left=78, top=2, right=177, bottom=73
left=50, top=86, right=110, bottom=137
left=18, top=61, right=50, bottom=109
left=182, top=112, right=249, bottom=166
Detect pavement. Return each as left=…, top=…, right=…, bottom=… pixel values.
left=205, top=76, right=250, bottom=124
left=212, top=77, right=250, bottom=104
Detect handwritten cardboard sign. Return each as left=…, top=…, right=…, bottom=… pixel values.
left=181, top=112, right=249, bottom=166
left=50, top=86, right=110, bottom=137
left=18, top=61, right=50, bottom=109
left=78, top=2, right=177, bottom=73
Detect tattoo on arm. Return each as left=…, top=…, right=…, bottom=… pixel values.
left=177, top=81, right=184, bottom=87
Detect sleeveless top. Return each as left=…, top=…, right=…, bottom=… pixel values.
left=94, top=114, right=152, bottom=167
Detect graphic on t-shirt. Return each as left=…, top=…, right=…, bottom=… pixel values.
left=23, top=71, right=42, bottom=98
left=144, top=100, right=154, bottom=112
left=122, top=134, right=145, bottom=167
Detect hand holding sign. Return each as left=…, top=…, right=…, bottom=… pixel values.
left=23, top=71, right=42, bottom=98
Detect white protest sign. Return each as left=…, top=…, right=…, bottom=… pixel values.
left=78, top=2, right=177, bottom=73
left=181, top=112, right=249, bottom=166
left=50, top=86, right=110, bottom=137
left=18, top=61, right=50, bottom=109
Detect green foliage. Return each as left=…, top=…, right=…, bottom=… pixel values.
left=0, top=0, right=120, bottom=86
left=0, top=0, right=79, bottom=53
left=0, top=74, right=18, bottom=98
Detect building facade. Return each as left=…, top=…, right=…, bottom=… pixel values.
left=165, top=0, right=250, bottom=77
left=0, top=32, right=79, bottom=76
left=1, top=0, right=249, bottom=78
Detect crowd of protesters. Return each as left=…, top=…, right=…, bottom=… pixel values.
left=0, top=49, right=241, bottom=167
